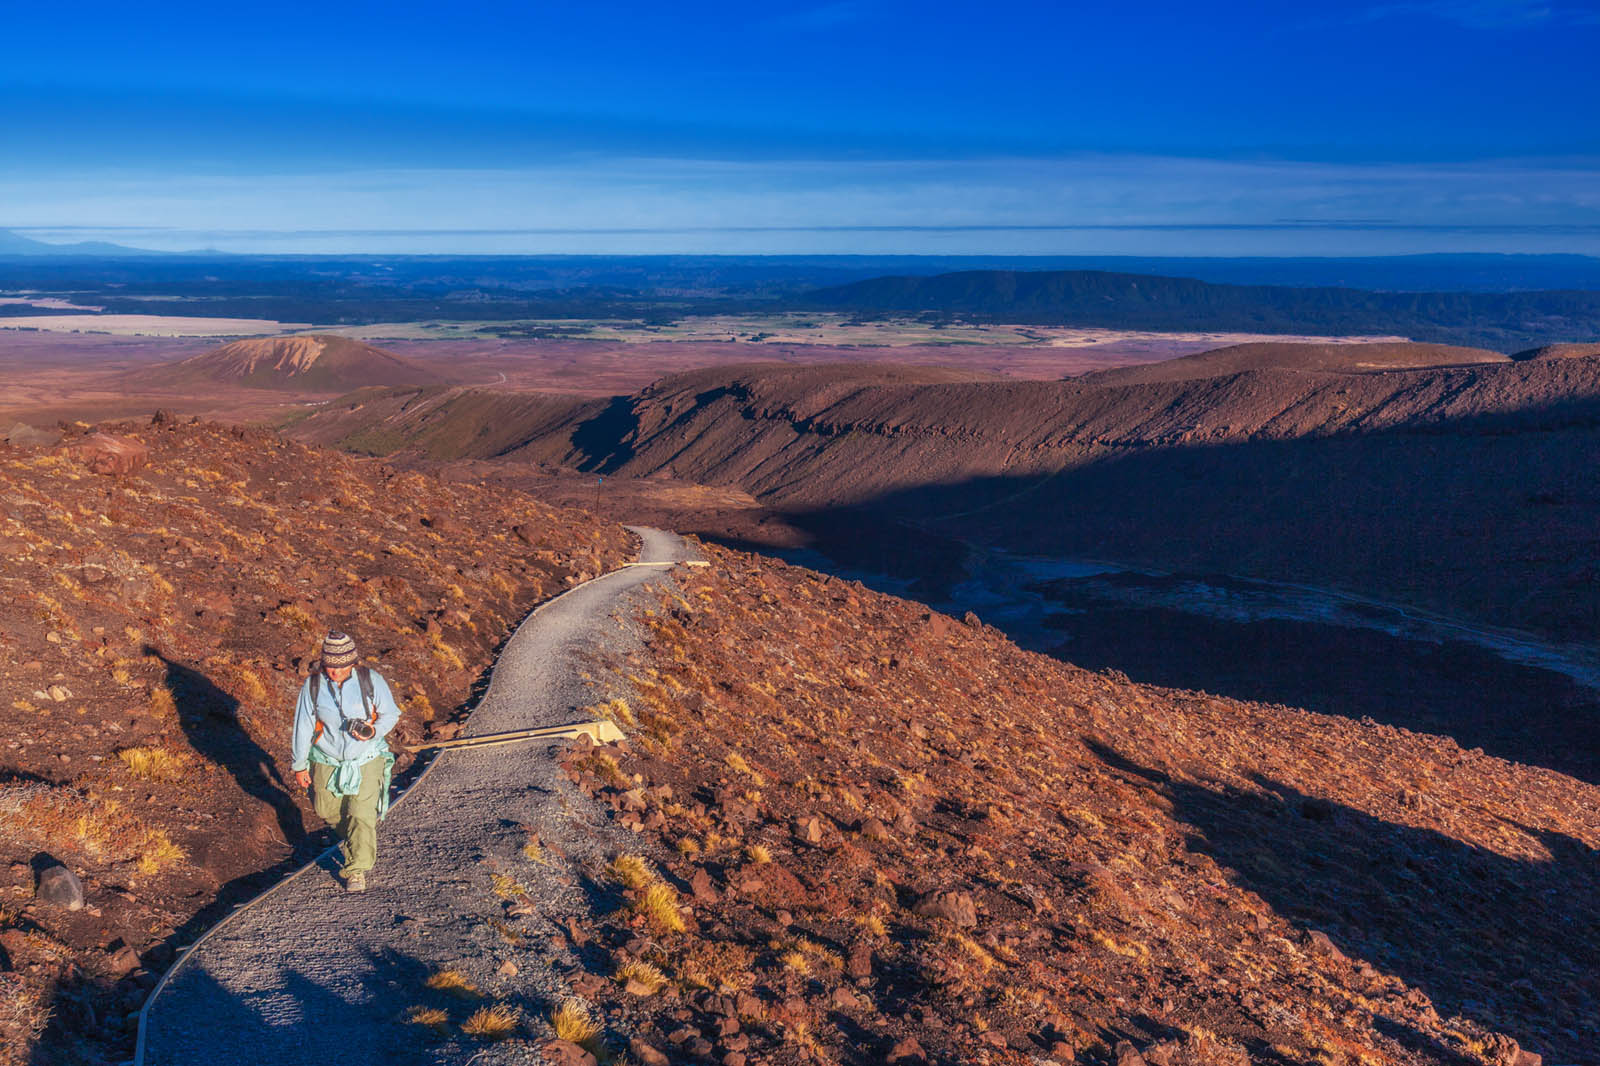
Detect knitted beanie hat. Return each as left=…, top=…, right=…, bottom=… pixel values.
left=322, top=631, right=358, bottom=670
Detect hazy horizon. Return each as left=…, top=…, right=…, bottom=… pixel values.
left=4, top=1, right=1597, bottom=257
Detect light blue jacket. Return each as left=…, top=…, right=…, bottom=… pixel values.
left=290, top=668, right=402, bottom=772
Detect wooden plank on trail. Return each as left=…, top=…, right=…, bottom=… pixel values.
left=404, top=718, right=624, bottom=753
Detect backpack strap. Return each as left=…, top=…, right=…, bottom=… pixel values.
left=308, top=674, right=327, bottom=745
left=357, top=666, right=378, bottom=724
left=308, top=667, right=379, bottom=743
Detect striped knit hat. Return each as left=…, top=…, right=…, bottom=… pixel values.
left=321, top=631, right=358, bottom=669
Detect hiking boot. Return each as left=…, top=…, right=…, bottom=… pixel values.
left=345, top=871, right=366, bottom=893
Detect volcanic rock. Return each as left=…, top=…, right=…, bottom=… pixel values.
left=887, top=1036, right=927, bottom=1063
left=543, top=1040, right=597, bottom=1066
left=912, top=889, right=978, bottom=927
left=36, top=865, right=84, bottom=911
left=70, top=433, right=148, bottom=475
left=629, top=1039, right=669, bottom=1066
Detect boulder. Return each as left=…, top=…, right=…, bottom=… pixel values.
left=887, top=1036, right=928, bottom=1063
left=628, top=1039, right=669, bottom=1066
left=70, top=433, right=148, bottom=476
left=36, top=865, right=84, bottom=911
left=1307, top=929, right=1345, bottom=961
left=794, top=815, right=824, bottom=845
left=690, top=868, right=720, bottom=903
left=912, top=889, right=978, bottom=928
left=104, top=942, right=142, bottom=979
left=543, top=1040, right=598, bottom=1066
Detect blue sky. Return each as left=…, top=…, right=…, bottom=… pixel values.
left=3, top=0, right=1598, bottom=254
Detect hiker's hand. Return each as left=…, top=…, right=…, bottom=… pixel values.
left=294, top=769, right=311, bottom=790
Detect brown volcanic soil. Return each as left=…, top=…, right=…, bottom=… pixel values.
left=304, top=348, right=1600, bottom=643
left=0, top=420, right=631, bottom=1064
left=560, top=544, right=1598, bottom=1065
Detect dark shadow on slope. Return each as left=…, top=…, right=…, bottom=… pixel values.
left=1039, top=602, right=1600, bottom=786
left=672, top=398, right=1600, bottom=784
left=569, top=395, right=640, bottom=473
left=150, top=648, right=305, bottom=847
left=1084, top=739, right=1600, bottom=1064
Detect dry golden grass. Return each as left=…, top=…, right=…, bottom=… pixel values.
left=461, top=1003, right=519, bottom=1040
left=273, top=603, right=320, bottom=638
left=490, top=872, right=529, bottom=901
left=630, top=881, right=687, bottom=936
left=0, top=973, right=49, bottom=1066
left=590, top=697, right=636, bottom=727
left=745, top=843, right=772, bottom=865
left=609, top=854, right=653, bottom=891
left=408, top=685, right=436, bottom=724
left=147, top=686, right=177, bottom=719
left=427, top=629, right=466, bottom=670
left=549, top=998, right=600, bottom=1049
left=136, top=832, right=185, bottom=876
left=579, top=750, right=630, bottom=788
left=117, top=745, right=188, bottom=783
left=724, top=750, right=766, bottom=785
left=405, top=1005, right=450, bottom=1034
left=614, top=958, right=667, bottom=994
left=424, top=970, right=481, bottom=999
left=854, top=911, right=889, bottom=937
left=1, top=784, right=184, bottom=874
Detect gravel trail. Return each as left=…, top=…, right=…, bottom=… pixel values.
left=138, top=526, right=694, bottom=1065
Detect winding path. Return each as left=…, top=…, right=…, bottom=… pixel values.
left=137, top=527, right=694, bottom=1065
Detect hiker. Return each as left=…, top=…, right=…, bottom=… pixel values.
left=290, top=631, right=401, bottom=893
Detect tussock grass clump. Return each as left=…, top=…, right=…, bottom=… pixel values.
left=490, top=872, right=529, bottom=901
left=424, top=970, right=481, bottom=999
left=136, top=831, right=185, bottom=875
left=589, top=697, right=636, bottom=727
left=614, top=958, right=667, bottom=994
left=117, top=746, right=188, bottom=782
left=273, top=603, right=320, bottom=638
left=549, top=998, right=600, bottom=1049
left=427, top=629, right=466, bottom=670
left=744, top=843, right=772, bottom=865
left=461, top=1003, right=519, bottom=1040
left=578, top=750, right=631, bottom=788
left=724, top=751, right=766, bottom=785
left=405, top=1005, right=450, bottom=1033
left=609, top=854, right=653, bottom=891
left=146, top=686, right=177, bottom=719
left=631, top=881, right=687, bottom=936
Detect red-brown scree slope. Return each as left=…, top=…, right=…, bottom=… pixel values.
left=568, top=544, right=1597, bottom=1066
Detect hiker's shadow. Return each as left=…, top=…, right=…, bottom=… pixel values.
left=148, top=648, right=306, bottom=846
left=1084, top=738, right=1600, bottom=1062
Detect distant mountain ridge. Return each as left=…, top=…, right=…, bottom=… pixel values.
left=0, top=228, right=154, bottom=257
left=287, top=341, right=1600, bottom=643
left=803, top=269, right=1600, bottom=350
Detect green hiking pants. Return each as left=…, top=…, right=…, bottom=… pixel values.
left=311, top=760, right=384, bottom=875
